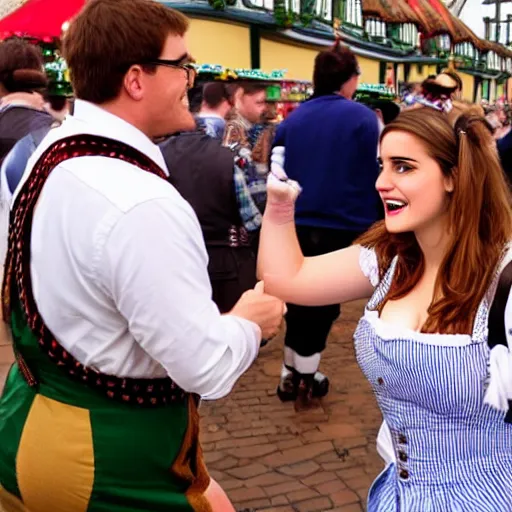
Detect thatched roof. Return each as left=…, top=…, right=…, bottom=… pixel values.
left=361, top=0, right=462, bottom=39
left=481, top=39, right=512, bottom=58
left=407, top=0, right=456, bottom=38
left=362, top=0, right=422, bottom=25
left=449, top=16, right=482, bottom=47
left=361, top=0, right=512, bottom=58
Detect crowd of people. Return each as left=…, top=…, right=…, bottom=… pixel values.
left=0, top=0, right=511, bottom=511
left=401, top=75, right=512, bottom=181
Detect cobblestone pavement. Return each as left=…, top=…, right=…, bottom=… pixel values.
left=0, top=300, right=384, bottom=512
left=200, top=300, right=383, bottom=512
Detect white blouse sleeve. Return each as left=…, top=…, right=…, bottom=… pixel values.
left=359, top=246, right=380, bottom=288
left=484, top=262, right=512, bottom=414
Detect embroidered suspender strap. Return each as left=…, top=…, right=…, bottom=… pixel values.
left=2, top=134, right=189, bottom=407
left=487, top=259, right=512, bottom=423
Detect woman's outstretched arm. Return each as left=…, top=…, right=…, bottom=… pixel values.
left=258, top=148, right=375, bottom=306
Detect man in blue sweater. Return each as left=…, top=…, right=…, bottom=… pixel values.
left=273, top=41, right=381, bottom=409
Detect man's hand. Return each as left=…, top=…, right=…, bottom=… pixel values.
left=229, top=281, right=285, bottom=340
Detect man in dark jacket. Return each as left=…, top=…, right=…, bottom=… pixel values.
left=160, top=131, right=261, bottom=313
left=273, top=41, right=381, bottom=409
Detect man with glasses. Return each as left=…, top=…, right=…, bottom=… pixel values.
left=0, top=1, right=284, bottom=511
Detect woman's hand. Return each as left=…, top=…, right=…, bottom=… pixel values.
left=267, top=147, right=302, bottom=204
left=265, top=147, right=301, bottom=225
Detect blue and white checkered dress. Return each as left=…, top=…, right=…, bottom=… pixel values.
left=355, top=248, right=512, bottom=512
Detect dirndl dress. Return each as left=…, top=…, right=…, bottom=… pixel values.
left=355, top=248, right=512, bottom=512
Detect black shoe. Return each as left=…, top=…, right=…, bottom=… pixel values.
left=313, top=374, right=330, bottom=398
left=294, top=373, right=317, bottom=411
left=276, top=372, right=330, bottom=402
left=276, top=371, right=296, bottom=402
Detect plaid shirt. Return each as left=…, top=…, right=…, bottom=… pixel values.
left=237, top=150, right=267, bottom=214
left=224, top=113, right=267, bottom=218
left=233, top=157, right=262, bottom=232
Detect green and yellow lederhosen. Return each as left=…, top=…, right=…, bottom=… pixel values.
left=0, top=135, right=211, bottom=512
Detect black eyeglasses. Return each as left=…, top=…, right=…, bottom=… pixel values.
left=142, top=58, right=197, bottom=89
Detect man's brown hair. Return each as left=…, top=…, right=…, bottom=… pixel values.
left=63, top=0, right=189, bottom=104
left=313, top=40, right=359, bottom=96
left=202, top=82, right=232, bottom=109
left=238, top=81, right=267, bottom=96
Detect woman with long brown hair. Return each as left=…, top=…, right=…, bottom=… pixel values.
left=259, top=106, right=512, bottom=510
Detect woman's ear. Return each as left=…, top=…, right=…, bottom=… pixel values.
left=445, top=172, right=455, bottom=193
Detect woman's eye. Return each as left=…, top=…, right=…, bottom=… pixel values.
left=378, top=161, right=384, bottom=173
left=394, top=163, right=413, bottom=174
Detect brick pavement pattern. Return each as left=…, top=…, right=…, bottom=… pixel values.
left=200, top=300, right=383, bottom=512
left=0, top=300, right=384, bottom=512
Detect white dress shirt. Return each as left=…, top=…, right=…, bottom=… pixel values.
left=13, top=99, right=261, bottom=400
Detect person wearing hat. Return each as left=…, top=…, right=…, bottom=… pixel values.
left=436, top=69, right=463, bottom=99
left=0, top=38, right=54, bottom=164
left=0, top=39, right=57, bottom=341
left=0, top=43, right=71, bottom=320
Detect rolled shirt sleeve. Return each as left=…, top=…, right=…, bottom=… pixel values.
left=101, top=197, right=261, bottom=400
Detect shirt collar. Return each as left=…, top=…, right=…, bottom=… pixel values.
left=197, top=112, right=224, bottom=120
left=0, top=92, right=46, bottom=111
left=70, top=99, right=168, bottom=174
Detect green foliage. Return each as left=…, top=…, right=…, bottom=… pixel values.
left=301, top=0, right=316, bottom=15
left=300, top=12, right=314, bottom=25
left=274, top=0, right=296, bottom=27
left=208, top=0, right=226, bottom=10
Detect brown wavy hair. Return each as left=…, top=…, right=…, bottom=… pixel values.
left=356, top=106, right=512, bottom=334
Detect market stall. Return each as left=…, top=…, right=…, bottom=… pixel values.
left=190, top=63, right=313, bottom=121
left=193, top=65, right=399, bottom=122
